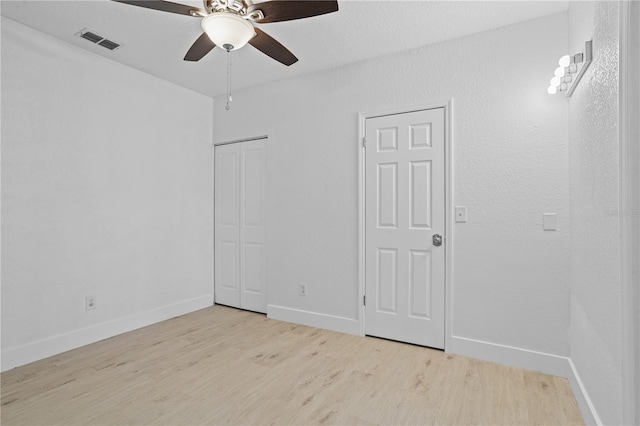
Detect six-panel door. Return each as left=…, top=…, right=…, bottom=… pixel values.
left=365, top=108, right=445, bottom=348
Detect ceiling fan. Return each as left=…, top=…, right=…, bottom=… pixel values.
left=112, top=0, right=339, bottom=66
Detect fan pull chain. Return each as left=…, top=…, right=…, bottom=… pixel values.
left=225, top=48, right=232, bottom=111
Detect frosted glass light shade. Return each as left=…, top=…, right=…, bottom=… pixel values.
left=550, top=76, right=561, bottom=86
left=554, top=66, right=565, bottom=77
left=558, top=55, right=571, bottom=67
left=202, top=12, right=255, bottom=50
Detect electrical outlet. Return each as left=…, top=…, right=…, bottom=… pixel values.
left=299, top=283, right=308, bottom=296
left=85, top=295, right=96, bottom=311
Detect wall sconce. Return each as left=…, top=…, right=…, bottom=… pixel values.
left=547, top=40, right=593, bottom=97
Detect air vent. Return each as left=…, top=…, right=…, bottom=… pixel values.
left=76, top=28, right=122, bottom=52
left=80, top=31, right=102, bottom=44
left=98, top=39, right=120, bottom=51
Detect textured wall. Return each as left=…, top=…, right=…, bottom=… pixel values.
left=1, top=19, right=214, bottom=357
left=213, top=13, right=572, bottom=356
left=567, top=2, right=622, bottom=424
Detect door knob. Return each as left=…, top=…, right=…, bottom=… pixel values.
left=433, top=234, right=443, bottom=246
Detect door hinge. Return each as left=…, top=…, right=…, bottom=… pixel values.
left=363, top=295, right=366, bottom=306
left=362, top=137, right=366, bottom=148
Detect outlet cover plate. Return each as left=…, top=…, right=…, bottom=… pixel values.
left=85, top=295, right=96, bottom=310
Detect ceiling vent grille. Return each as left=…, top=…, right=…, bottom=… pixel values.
left=80, top=31, right=102, bottom=43
left=76, top=29, right=122, bottom=51
left=98, top=39, right=120, bottom=51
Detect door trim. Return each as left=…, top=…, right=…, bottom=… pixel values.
left=213, top=135, right=268, bottom=147
left=620, top=1, right=639, bottom=423
left=357, top=99, right=454, bottom=351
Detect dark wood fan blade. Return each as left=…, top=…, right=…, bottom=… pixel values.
left=184, top=33, right=216, bottom=61
left=248, top=28, right=298, bottom=66
left=247, top=0, right=338, bottom=23
left=111, top=0, right=205, bottom=17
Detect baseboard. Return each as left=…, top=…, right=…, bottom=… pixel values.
left=449, top=336, right=601, bottom=424
left=449, top=335, right=570, bottom=378
left=1, top=294, right=214, bottom=372
left=2, top=301, right=602, bottom=426
left=567, top=358, right=602, bottom=425
left=267, top=304, right=360, bottom=336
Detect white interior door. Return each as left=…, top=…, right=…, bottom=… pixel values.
left=215, top=139, right=267, bottom=313
left=365, top=108, right=445, bottom=348
left=239, top=140, right=266, bottom=312
left=215, top=143, right=241, bottom=308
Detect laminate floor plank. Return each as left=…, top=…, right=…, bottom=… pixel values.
left=1, top=305, right=583, bottom=425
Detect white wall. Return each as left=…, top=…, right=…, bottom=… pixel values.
left=567, top=2, right=622, bottom=424
left=1, top=18, right=214, bottom=371
left=213, top=13, right=572, bottom=360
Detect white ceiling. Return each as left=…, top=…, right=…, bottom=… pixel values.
left=1, top=0, right=569, bottom=97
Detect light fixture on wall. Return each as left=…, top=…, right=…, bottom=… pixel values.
left=547, top=40, right=593, bottom=97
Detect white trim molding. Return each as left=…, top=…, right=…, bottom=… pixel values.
left=619, top=1, right=640, bottom=424
left=267, top=305, right=360, bottom=336
left=212, top=135, right=268, bottom=147
left=568, top=358, right=603, bottom=426
left=450, top=335, right=603, bottom=424
left=357, top=100, right=454, bottom=349
left=1, top=294, right=214, bottom=372
left=450, top=335, right=569, bottom=378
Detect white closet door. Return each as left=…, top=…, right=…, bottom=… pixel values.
left=214, top=139, right=267, bottom=313
left=215, top=143, right=241, bottom=308
left=239, top=140, right=266, bottom=312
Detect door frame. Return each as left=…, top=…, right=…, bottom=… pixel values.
left=620, top=1, right=639, bottom=423
left=357, top=99, right=454, bottom=351
left=212, top=135, right=268, bottom=306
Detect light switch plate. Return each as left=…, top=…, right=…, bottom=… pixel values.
left=543, top=213, right=557, bottom=231
left=455, top=206, right=467, bottom=223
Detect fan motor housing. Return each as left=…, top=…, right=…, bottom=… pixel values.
left=205, top=0, right=250, bottom=14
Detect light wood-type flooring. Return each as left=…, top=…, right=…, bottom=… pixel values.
left=1, top=305, right=583, bottom=425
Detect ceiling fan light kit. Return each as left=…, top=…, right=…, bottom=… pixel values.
left=113, top=0, right=338, bottom=64
left=113, top=0, right=339, bottom=108
left=201, top=12, right=255, bottom=51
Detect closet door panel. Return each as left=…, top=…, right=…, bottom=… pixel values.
left=239, top=140, right=267, bottom=313
left=214, top=143, right=241, bottom=308
left=214, top=139, right=266, bottom=313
